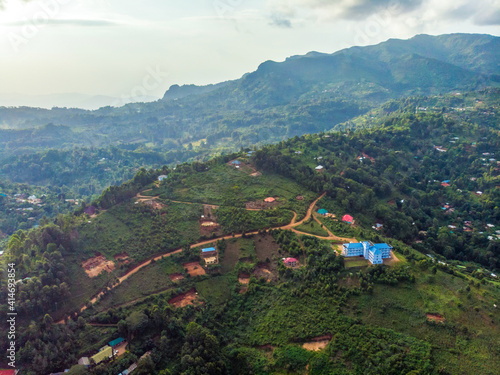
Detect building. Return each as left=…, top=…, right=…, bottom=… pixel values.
left=342, top=215, right=354, bottom=224
left=158, top=175, right=168, bottom=181
left=265, top=197, right=276, bottom=203
left=202, top=247, right=217, bottom=256
left=317, top=209, right=328, bottom=216
left=283, top=258, right=298, bottom=267
left=205, top=256, right=217, bottom=265
left=109, top=337, right=125, bottom=348
left=342, top=241, right=393, bottom=265
left=315, top=165, right=324, bottom=172
left=78, top=357, right=90, bottom=367
left=0, top=370, right=17, bottom=375
left=231, top=160, right=242, bottom=166
left=91, top=345, right=113, bottom=365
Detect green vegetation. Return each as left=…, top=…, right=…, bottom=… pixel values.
left=295, top=218, right=330, bottom=237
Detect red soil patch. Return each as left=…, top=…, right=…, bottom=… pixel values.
left=114, top=252, right=133, bottom=265
left=82, top=255, right=115, bottom=278
left=296, top=195, right=304, bottom=201
left=183, top=262, right=206, bottom=277
left=302, top=335, right=332, bottom=351
left=238, top=273, right=250, bottom=284
left=169, top=273, right=184, bottom=282
left=168, top=289, right=202, bottom=308
left=426, top=313, right=446, bottom=323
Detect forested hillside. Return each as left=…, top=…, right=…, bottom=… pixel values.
left=1, top=106, right=499, bottom=374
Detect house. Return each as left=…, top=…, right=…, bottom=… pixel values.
left=78, top=357, right=90, bottom=366
left=265, top=197, right=276, bottom=203
left=441, top=182, right=450, bottom=187
left=205, top=256, right=217, bottom=265
left=284, top=258, right=298, bottom=267
left=342, top=215, right=354, bottom=224
left=91, top=345, right=113, bottom=365
left=109, top=337, right=125, bottom=348
left=202, top=247, right=217, bottom=256
left=0, top=370, right=17, bottom=375
left=342, top=241, right=392, bottom=265
left=315, top=165, right=324, bottom=172
left=317, top=209, right=328, bottom=216
left=158, top=175, right=168, bottom=181
left=231, top=160, right=242, bottom=166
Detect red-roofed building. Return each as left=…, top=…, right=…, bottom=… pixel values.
left=441, top=183, right=450, bottom=187
left=342, top=215, right=354, bottom=224
left=264, top=197, right=276, bottom=203
left=0, top=370, right=17, bottom=375
left=284, top=258, right=298, bottom=267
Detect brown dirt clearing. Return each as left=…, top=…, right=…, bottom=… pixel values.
left=82, top=255, right=115, bottom=278
left=427, top=313, right=446, bottom=323
left=183, top=262, right=206, bottom=277
left=169, top=273, right=184, bottom=282
left=168, top=289, right=202, bottom=308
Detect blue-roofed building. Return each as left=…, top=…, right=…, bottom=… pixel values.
left=317, top=209, right=328, bottom=216
left=342, top=241, right=392, bottom=265
left=202, top=247, right=216, bottom=254
left=231, top=160, right=242, bottom=165
left=109, top=337, right=125, bottom=347
left=158, top=175, right=168, bottom=181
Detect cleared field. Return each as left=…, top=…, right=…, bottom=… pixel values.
left=344, top=258, right=369, bottom=268
left=295, top=219, right=330, bottom=237
left=221, top=239, right=240, bottom=274
left=183, top=262, right=206, bottom=277
left=196, top=276, right=233, bottom=305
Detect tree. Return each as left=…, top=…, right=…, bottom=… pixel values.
left=181, top=322, right=227, bottom=375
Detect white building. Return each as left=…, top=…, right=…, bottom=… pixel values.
left=342, top=241, right=392, bottom=265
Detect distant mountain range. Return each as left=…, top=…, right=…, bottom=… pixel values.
left=0, top=92, right=159, bottom=110
left=0, top=33, right=498, bottom=158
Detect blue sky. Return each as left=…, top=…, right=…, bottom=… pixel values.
left=0, top=0, right=499, bottom=106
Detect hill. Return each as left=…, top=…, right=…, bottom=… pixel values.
left=1, top=107, right=500, bottom=374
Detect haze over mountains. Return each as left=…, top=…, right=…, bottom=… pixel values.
left=0, top=33, right=498, bottom=158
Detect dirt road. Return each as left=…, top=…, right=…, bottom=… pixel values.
left=59, top=192, right=356, bottom=322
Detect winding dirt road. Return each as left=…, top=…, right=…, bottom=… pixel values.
left=58, top=192, right=356, bottom=322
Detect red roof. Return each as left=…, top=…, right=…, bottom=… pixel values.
left=264, top=197, right=276, bottom=203
left=441, top=183, right=450, bottom=187
left=0, top=370, right=16, bottom=375
left=284, top=258, right=298, bottom=263
left=342, top=215, right=354, bottom=223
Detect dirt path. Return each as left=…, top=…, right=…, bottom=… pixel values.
left=60, top=192, right=356, bottom=322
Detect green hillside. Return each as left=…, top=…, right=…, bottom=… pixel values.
left=1, top=105, right=500, bottom=374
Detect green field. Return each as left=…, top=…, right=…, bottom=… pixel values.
left=76, top=201, right=202, bottom=264
left=196, top=276, right=234, bottom=305
left=93, top=257, right=184, bottom=311
left=344, top=268, right=500, bottom=374
left=161, top=164, right=317, bottom=219
left=295, top=218, right=330, bottom=237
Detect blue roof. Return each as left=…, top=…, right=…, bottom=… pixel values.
left=202, top=247, right=216, bottom=253
left=109, top=337, right=125, bottom=347
left=442, top=180, right=450, bottom=183
left=0, top=193, right=6, bottom=197
left=344, top=243, right=363, bottom=249
left=231, top=160, right=242, bottom=165
left=373, top=243, right=392, bottom=250
left=317, top=209, right=328, bottom=215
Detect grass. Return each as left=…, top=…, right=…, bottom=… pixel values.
left=162, top=164, right=317, bottom=219
left=344, top=258, right=369, bottom=268
left=295, top=218, right=330, bottom=237
left=196, top=276, right=234, bottom=305
left=94, top=257, right=184, bottom=311
left=343, top=268, right=500, bottom=374
left=221, top=239, right=240, bottom=274
left=76, top=201, right=202, bottom=265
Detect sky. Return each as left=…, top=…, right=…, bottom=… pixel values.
left=0, top=0, right=499, bottom=108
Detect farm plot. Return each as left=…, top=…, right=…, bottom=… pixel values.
left=183, top=262, right=206, bottom=277
left=168, top=289, right=202, bottom=308
left=82, top=254, right=115, bottom=277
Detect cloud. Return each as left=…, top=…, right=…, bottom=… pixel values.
left=4, top=18, right=119, bottom=27
left=267, top=0, right=500, bottom=27
left=269, top=13, right=292, bottom=27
